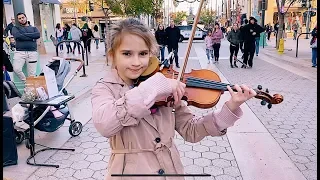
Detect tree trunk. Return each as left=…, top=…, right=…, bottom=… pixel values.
left=32, top=0, right=46, bottom=54
left=276, top=13, right=285, bottom=49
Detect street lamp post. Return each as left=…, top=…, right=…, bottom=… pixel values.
left=261, top=0, right=266, bottom=27
left=305, top=0, right=311, bottom=39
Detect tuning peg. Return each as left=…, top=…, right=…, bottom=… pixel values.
left=261, top=100, right=267, bottom=106
left=266, top=88, right=269, bottom=93
left=257, top=85, right=262, bottom=90
left=267, top=103, right=272, bottom=109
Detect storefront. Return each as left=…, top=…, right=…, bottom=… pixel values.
left=272, top=7, right=306, bottom=33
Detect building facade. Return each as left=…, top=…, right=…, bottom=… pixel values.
left=3, top=0, right=61, bottom=41
left=59, top=0, right=122, bottom=38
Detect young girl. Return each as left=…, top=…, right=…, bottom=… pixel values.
left=204, top=30, right=214, bottom=64
left=211, top=23, right=224, bottom=62
left=92, top=18, right=256, bottom=179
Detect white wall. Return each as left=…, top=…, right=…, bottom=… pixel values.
left=54, top=4, right=61, bottom=24
left=23, top=0, right=35, bottom=26
left=4, top=4, right=14, bottom=25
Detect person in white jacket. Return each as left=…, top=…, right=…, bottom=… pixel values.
left=70, top=23, right=82, bottom=54
left=93, top=25, right=100, bottom=49
left=55, top=23, right=64, bottom=53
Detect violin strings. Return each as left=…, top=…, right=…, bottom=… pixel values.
left=186, top=80, right=229, bottom=91
left=186, top=78, right=231, bottom=90
left=186, top=77, right=234, bottom=87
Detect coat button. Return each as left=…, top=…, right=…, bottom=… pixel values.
left=155, top=137, right=161, bottom=143
left=158, top=169, right=165, bottom=175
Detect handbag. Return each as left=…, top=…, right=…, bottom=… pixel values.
left=68, top=31, right=72, bottom=40
left=310, top=38, right=317, bottom=48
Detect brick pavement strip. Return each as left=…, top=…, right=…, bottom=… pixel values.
left=28, top=106, right=243, bottom=180
left=214, top=56, right=317, bottom=180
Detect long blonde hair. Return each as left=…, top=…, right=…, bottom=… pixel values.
left=108, top=18, right=158, bottom=68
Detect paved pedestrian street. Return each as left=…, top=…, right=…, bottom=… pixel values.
left=4, top=38, right=316, bottom=180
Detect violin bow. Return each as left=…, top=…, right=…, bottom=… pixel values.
left=177, top=0, right=206, bottom=82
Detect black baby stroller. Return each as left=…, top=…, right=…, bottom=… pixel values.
left=13, top=57, right=84, bottom=148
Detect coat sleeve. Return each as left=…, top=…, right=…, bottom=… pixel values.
left=92, top=73, right=172, bottom=138
left=174, top=102, right=243, bottom=143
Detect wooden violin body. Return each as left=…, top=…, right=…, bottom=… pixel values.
left=159, top=67, right=222, bottom=109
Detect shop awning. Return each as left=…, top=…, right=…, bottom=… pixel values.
left=40, top=0, right=61, bottom=4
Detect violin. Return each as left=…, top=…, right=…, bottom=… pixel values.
left=136, top=0, right=283, bottom=109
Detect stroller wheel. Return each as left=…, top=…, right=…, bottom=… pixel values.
left=15, top=131, right=25, bottom=144
left=69, top=121, right=83, bottom=137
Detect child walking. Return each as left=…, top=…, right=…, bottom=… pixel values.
left=92, top=18, right=256, bottom=180
left=204, top=30, right=214, bottom=63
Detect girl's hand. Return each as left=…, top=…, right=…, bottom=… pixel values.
left=226, top=84, right=256, bottom=112
left=168, top=79, right=186, bottom=105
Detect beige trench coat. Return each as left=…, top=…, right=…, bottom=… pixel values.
left=91, top=70, right=243, bottom=180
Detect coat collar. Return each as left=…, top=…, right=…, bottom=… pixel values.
left=101, top=69, right=126, bottom=86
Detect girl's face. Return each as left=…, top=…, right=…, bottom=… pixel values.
left=215, top=25, right=219, bottom=29
left=111, top=33, right=150, bottom=85
left=208, top=31, right=212, bottom=36
left=159, top=25, right=163, bottom=30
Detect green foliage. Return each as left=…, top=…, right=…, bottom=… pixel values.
left=170, top=11, right=187, bottom=24
left=200, top=9, right=216, bottom=26
left=91, top=0, right=161, bottom=17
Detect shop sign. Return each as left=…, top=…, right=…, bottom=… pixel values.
left=64, top=8, right=79, bottom=14
left=3, top=0, right=11, bottom=4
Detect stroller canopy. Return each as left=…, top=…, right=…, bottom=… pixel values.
left=47, top=57, right=71, bottom=91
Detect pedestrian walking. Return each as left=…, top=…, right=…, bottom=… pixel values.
left=310, top=25, right=317, bottom=67
left=253, top=21, right=265, bottom=56
left=11, top=12, right=40, bottom=83
left=55, top=23, right=64, bottom=52
left=93, top=25, right=100, bottom=49
left=211, top=23, right=224, bottom=62
left=240, top=19, right=249, bottom=58
left=241, top=17, right=262, bottom=68
left=292, top=22, right=298, bottom=40
left=204, top=30, right=214, bottom=63
left=165, top=20, right=181, bottom=68
left=155, top=24, right=167, bottom=62
left=266, top=24, right=272, bottom=41
left=91, top=17, right=257, bottom=179
left=70, top=23, right=82, bottom=54
left=63, top=23, right=72, bottom=53
left=81, top=23, right=94, bottom=53
left=227, top=23, right=242, bottom=68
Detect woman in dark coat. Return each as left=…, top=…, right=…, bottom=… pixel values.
left=155, top=24, right=167, bottom=62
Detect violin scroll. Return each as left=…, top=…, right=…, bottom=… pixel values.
left=254, top=86, right=284, bottom=109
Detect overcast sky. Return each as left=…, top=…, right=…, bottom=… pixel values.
left=175, top=0, right=221, bottom=14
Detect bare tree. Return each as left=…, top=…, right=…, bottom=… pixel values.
left=32, top=0, right=46, bottom=54
left=275, top=0, right=300, bottom=49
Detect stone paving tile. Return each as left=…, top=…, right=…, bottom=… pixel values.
left=28, top=105, right=243, bottom=180
left=215, top=55, right=317, bottom=180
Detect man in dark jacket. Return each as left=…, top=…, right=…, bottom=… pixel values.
left=165, top=20, right=181, bottom=68
left=241, top=17, right=264, bottom=68
left=239, top=19, right=248, bottom=56
left=11, top=12, right=40, bottom=83
left=4, top=17, right=15, bottom=36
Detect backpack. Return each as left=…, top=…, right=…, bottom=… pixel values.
left=82, top=29, right=88, bottom=37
